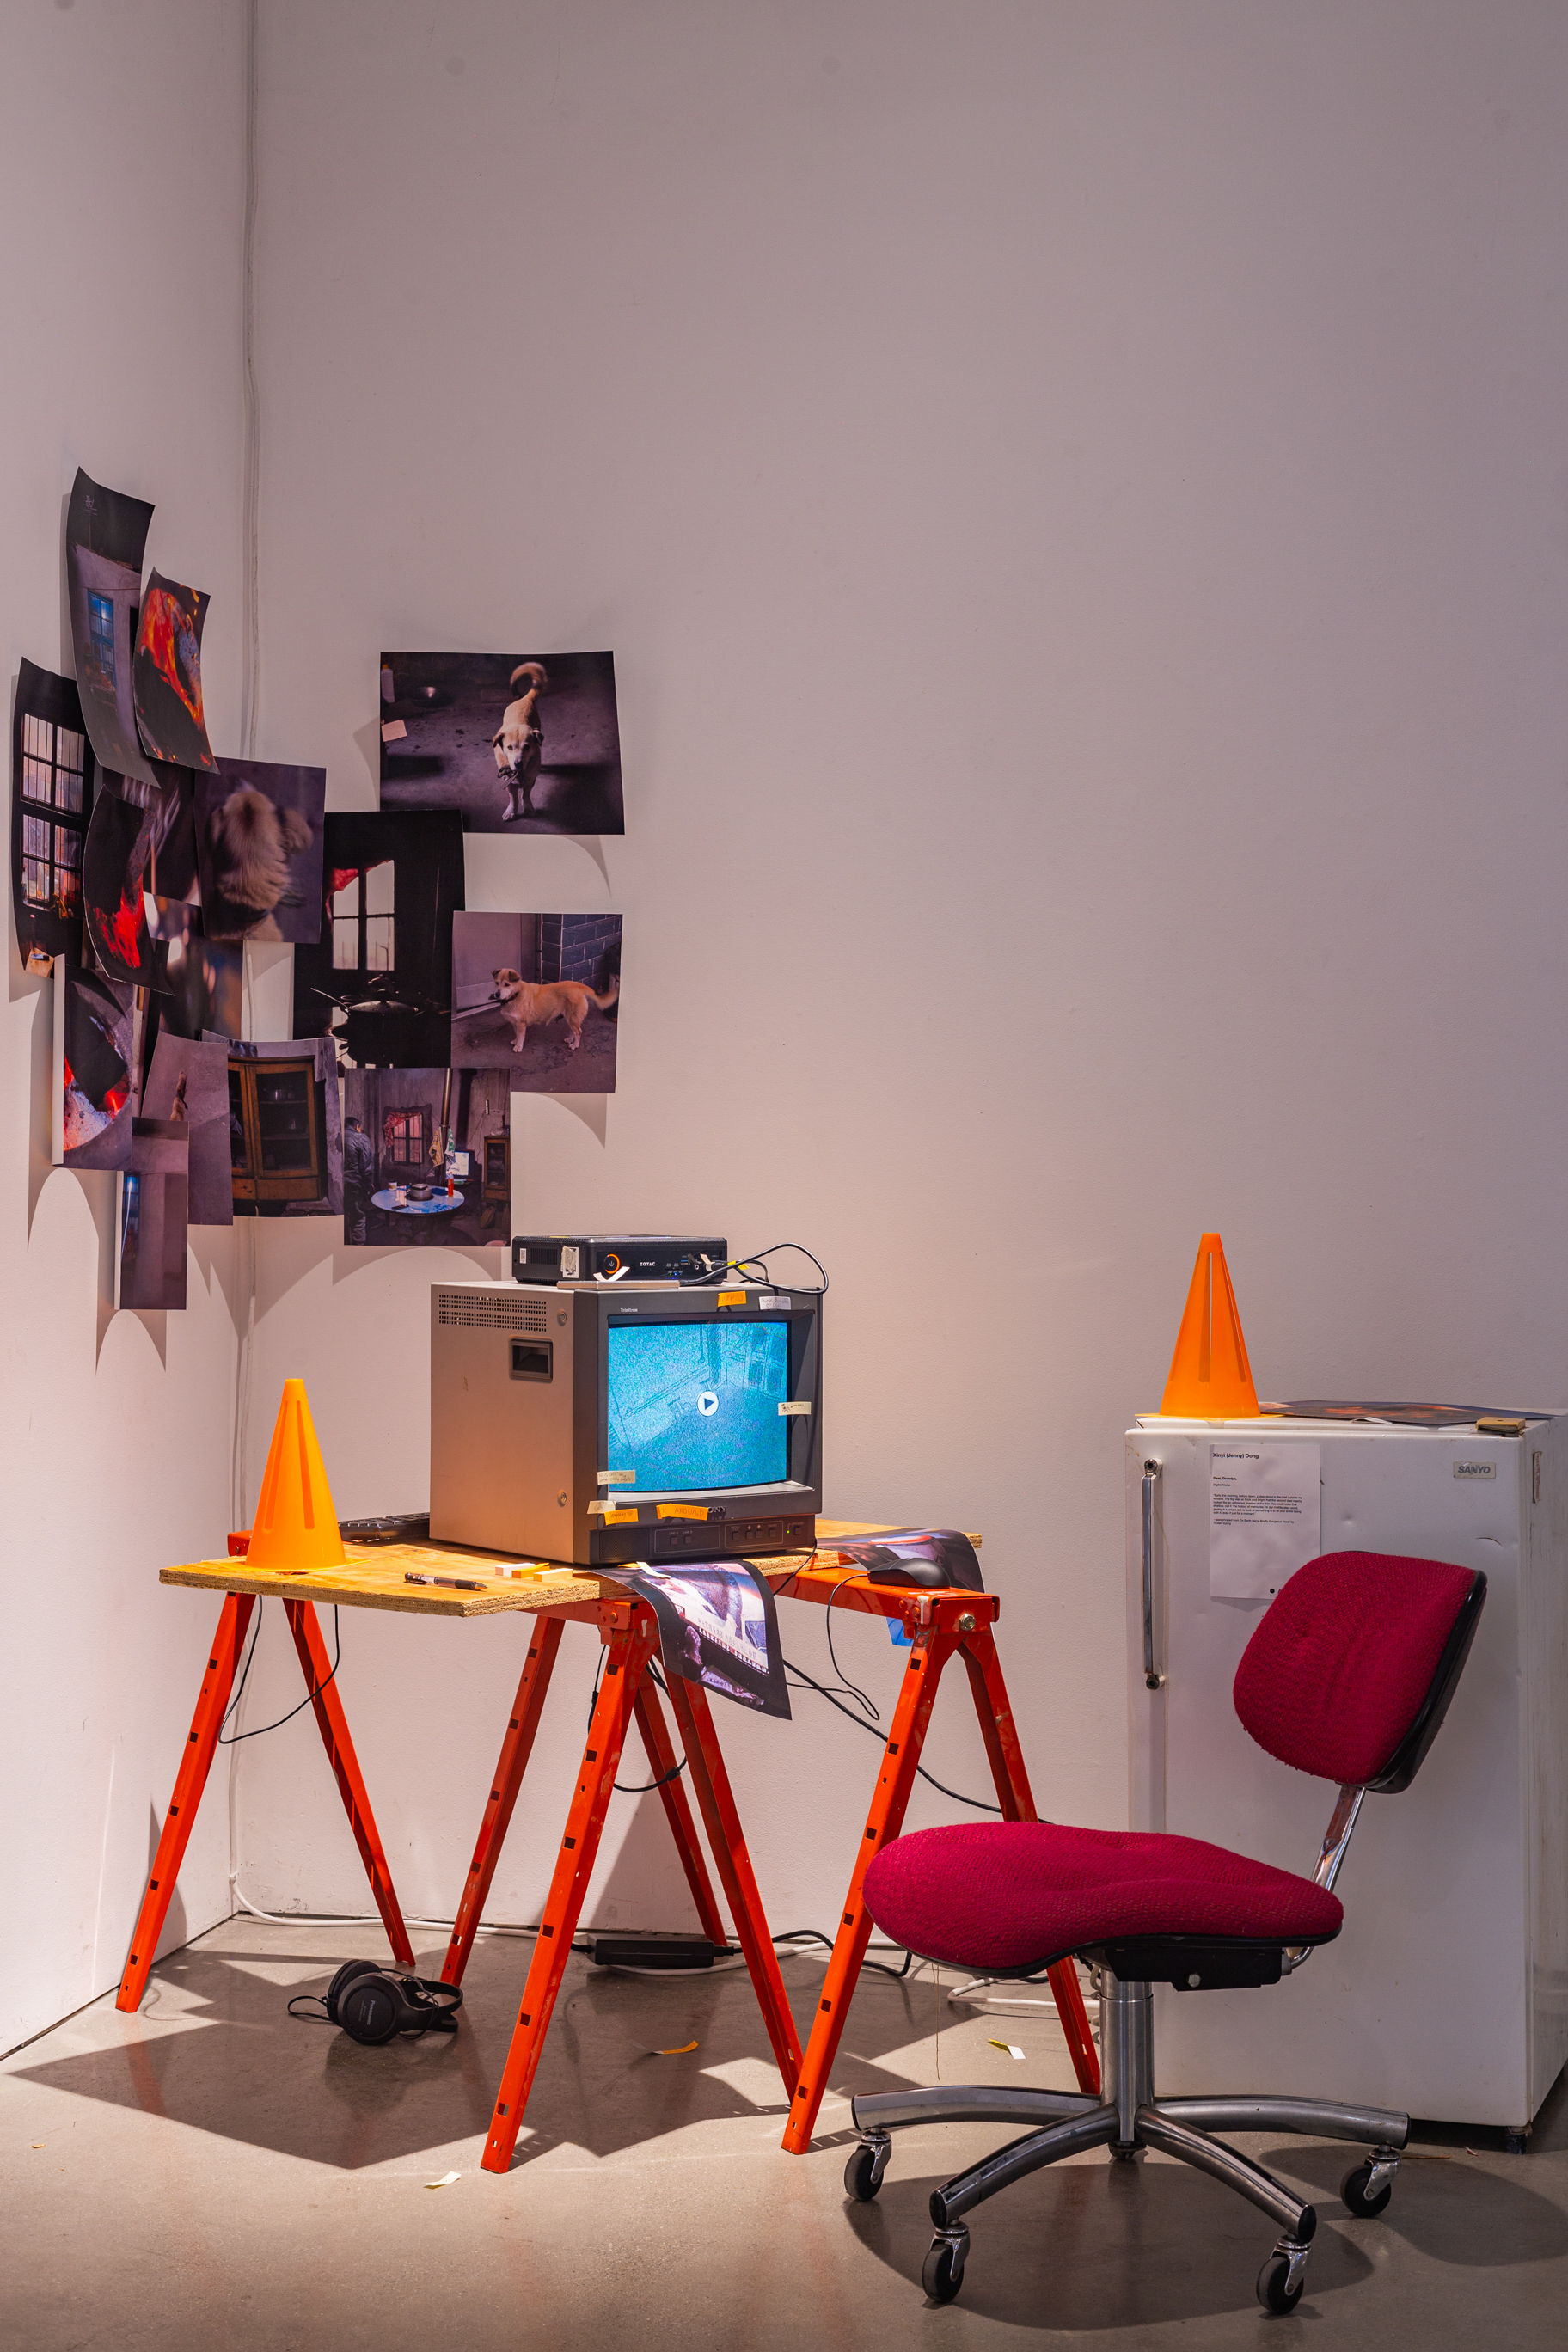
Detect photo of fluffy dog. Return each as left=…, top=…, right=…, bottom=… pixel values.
left=450, top=910, right=622, bottom=1091
left=194, top=760, right=326, bottom=942
left=379, top=649, right=623, bottom=835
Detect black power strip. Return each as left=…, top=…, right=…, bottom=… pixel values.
left=586, top=1932, right=720, bottom=1970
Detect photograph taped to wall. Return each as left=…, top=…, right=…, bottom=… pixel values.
left=132, top=572, right=217, bottom=772
left=602, top=1559, right=790, bottom=1718
left=143, top=1029, right=232, bottom=1228
left=53, top=964, right=132, bottom=1169
left=12, top=658, right=95, bottom=975
left=450, top=910, right=620, bottom=1089
left=82, top=789, right=168, bottom=991
left=343, top=1066, right=508, bottom=1247
left=122, top=762, right=199, bottom=904
left=379, top=651, right=624, bottom=835
left=143, top=897, right=242, bottom=1047
left=117, top=1120, right=189, bottom=1309
left=195, top=759, right=326, bottom=942
left=291, top=810, right=463, bottom=1069
left=224, top=1037, right=344, bottom=1217
left=65, top=467, right=156, bottom=791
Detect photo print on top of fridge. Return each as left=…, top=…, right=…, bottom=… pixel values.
left=342, top=1066, right=509, bottom=1247
left=450, top=910, right=621, bottom=1091
left=12, top=658, right=95, bottom=975
left=291, top=810, right=463, bottom=1070
left=194, top=759, right=326, bottom=942
left=379, top=651, right=624, bottom=835
left=224, top=1037, right=344, bottom=1218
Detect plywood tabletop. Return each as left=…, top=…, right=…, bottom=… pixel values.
left=156, top=1519, right=977, bottom=1619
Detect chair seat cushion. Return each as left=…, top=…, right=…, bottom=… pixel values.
left=864, top=1822, right=1344, bottom=1974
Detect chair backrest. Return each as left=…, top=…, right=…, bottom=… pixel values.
left=1233, top=1551, right=1485, bottom=1792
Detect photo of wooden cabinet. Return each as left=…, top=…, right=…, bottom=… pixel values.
left=229, top=1054, right=327, bottom=1206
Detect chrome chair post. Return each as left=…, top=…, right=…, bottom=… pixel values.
left=1100, top=1970, right=1154, bottom=2145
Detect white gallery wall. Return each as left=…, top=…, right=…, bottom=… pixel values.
left=228, top=0, right=1568, bottom=1944
left=10, top=2, right=1568, bottom=2047
left=0, top=2, right=248, bottom=2051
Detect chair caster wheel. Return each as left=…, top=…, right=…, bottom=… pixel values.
left=844, top=2135, right=891, bottom=2202
left=922, top=2226, right=970, bottom=2303
left=1257, top=2238, right=1310, bottom=2314
left=1340, top=2159, right=1393, bottom=2219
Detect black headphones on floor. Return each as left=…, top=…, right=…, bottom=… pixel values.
left=290, top=1957, right=463, bottom=2044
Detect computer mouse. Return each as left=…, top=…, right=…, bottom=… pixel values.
left=859, top=1531, right=984, bottom=1592
left=866, top=1557, right=949, bottom=1589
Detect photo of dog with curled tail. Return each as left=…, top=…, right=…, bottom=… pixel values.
left=379, top=650, right=624, bottom=835
left=493, top=662, right=547, bottom=821
left=450, top=910, right=622, bottom=1092
left=194, top=761, right=327, bottom=943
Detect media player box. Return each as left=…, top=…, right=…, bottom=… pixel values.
left=511, top=1234, right=727, bottom=1283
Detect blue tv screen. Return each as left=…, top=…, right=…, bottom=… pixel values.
left=606, top=1319, right=790, bottom=1492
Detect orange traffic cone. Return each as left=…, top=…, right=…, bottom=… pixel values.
left=243, top=1378, right=347, bottom=1570
left=1159, top=1233, right=1260, bottom=1418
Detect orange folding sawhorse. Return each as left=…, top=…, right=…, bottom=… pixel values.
left=117, top=1587, right=414, bottom=2013
left=122, top=1522, right=1098, bottom=2166
left=768, top=1554, right=1099, bottom=2150
left=118, top=1534, right=804, bottom=2167
left=436, top=1578, right=802, bottom=2173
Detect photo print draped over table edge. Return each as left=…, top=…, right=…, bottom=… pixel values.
left=821, top=1528, right=984, bottom=1589
left=292, top=809, right=464, bottom=1070
left=12, top=658, right=95, bottom=976
left=598, top=1559, right=791, bottom=1718
left=343, top=1067, right=509, bottom=1247
left=450, top=909, right=621, bottom=1091
left=379, top=649, right=624, bottom=836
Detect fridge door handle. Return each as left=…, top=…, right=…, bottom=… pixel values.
left=1141, top=1459, right=1165, bottom=1690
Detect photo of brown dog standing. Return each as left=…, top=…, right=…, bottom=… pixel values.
left=450, top=910, right=621, bottom=1091
left=378, top=649, right=623, bottom=834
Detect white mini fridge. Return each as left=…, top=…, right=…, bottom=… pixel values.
left=1124, top=1412, right=1568, bottom=2139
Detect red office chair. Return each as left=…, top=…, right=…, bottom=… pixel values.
left=846, top=1552, right=1486, bottom=2314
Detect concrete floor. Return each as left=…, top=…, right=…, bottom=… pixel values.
left=4, top=1917, right=1565, bottom=2350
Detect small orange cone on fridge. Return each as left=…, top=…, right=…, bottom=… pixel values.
left=1159, top=1233, right=1260, bottom=1418
left=243, top=1378, right=347, bottom=1571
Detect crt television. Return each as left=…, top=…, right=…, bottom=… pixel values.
left=429, top=1280, right=822, bottom=1565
